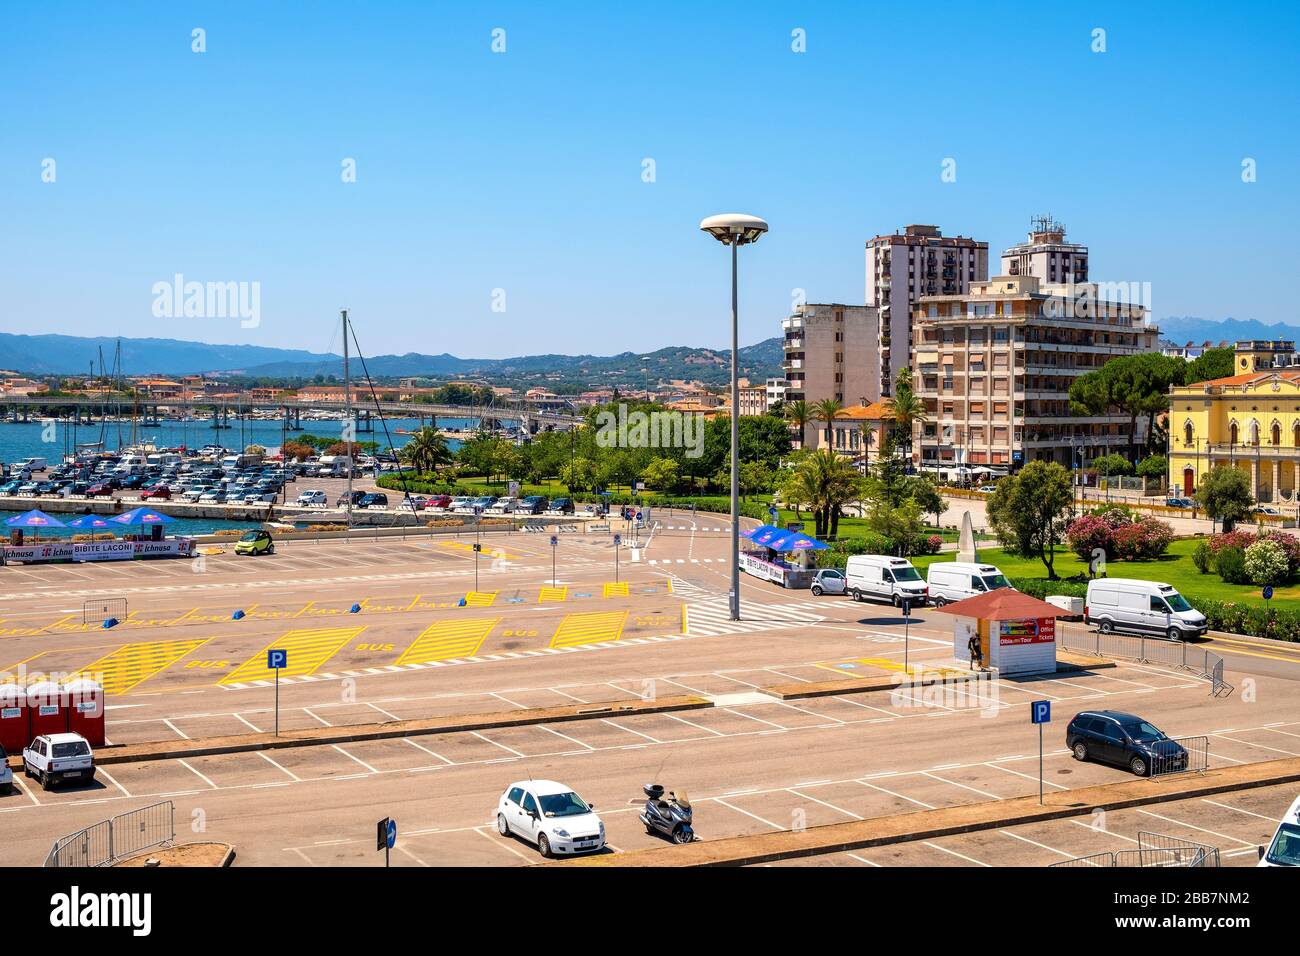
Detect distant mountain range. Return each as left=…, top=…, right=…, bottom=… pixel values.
left=0, top=331, right=786, bottom=387
left=1158, top=316, right=1300, bottom=347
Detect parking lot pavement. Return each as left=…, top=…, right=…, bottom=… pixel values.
left=758, top=782, right=1299, bottom=868
left=4, top=654, right=1297, bottom=866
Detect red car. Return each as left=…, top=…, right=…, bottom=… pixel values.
left=85, top=483, right=117, bottom=497
left=425, top=494, right=452, bottom=510
left=140, top=486, right=172, bottom=500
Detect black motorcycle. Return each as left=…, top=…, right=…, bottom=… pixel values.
left=640, top=784, right=694, bottom=844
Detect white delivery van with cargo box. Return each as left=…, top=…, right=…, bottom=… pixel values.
left=926, top=562, right=1012, bottom=607
left=843, top=555, right=928, bottom=607
left=1084, top=578, right=1207, bottom=642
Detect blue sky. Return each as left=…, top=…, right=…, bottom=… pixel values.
left=2, top=1, right=1297, bottom=358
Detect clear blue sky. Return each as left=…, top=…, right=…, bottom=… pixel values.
left=2, top=1, right=1297, bottom=358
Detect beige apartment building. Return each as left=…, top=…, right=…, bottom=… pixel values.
left=1001, top=215, right=1088, bottom=284
left=866, top=225, right=989, bottom=396
left=781, top=302, right=880, bottom=412
left=910, top=273, right=1157, bottom=474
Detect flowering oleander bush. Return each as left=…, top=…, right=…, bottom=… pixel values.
left=1065, top=509, right=1173, bottom=561
left=1066, top=513, right=1114, bottom=560
left=1111, top=516, right=1175, bottom=560
left=1244, top=539, right=1291, bottom=586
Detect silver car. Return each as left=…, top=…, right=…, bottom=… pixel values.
left=811, top=568, right=847, bottom=596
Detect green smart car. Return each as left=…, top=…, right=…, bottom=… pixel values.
left=234, top=530, right=275, bottom=556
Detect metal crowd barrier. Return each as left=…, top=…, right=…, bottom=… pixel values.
left=44, top=801, right=175, bottom=868
left=1049, top=831, right=1220, bottom=868
left=1058, top=628, right=1234, bottom=696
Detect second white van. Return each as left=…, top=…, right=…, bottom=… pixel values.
left=844, top=555, right=928, bottom=607
left=926, top=562, right=1012, bottom=607
left=1084, top=578, right=1207, bottom=642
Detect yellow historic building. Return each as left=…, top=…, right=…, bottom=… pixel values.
left=1168, top=341, right=1300, bottom=503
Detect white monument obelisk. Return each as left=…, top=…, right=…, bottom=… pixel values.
left=956, top=510, right=979, bottom=563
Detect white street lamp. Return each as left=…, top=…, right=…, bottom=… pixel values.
left=699, top=213, right=768, bottom=622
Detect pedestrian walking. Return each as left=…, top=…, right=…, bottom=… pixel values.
left=967, top=632, right=983, bottom=671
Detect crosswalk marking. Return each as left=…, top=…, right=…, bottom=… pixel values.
left=463, top=590, right=498, bottom=607
left=220, top=626, right=364, bottom=685
left=78, top=638, right=210, bottom=695
left=683, top=601, right=824, bottom=637
left=550, top=610, right=628, bottom=648
left=398, top=618, right=501, bottom=664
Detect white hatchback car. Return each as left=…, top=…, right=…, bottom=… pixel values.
left=0, top=744, right=12, bottom=794
left=496, top=779, right=605, bottom=857
left=23, top=732, right=95, bottom=790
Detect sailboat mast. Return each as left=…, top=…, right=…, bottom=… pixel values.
left=342, top=309, right=352, bottom=529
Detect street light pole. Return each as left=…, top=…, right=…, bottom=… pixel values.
left=700, top=213, right=768, bottom=623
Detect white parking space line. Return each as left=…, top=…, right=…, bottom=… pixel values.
left=304, top=708, right=333, bottom=727
left=401, top=737, right=453, bottom=764
left=922, top=771, right=999, bottom=800
left=366, top=702, right=401, bottom=721
left=988, top=761, right=1069, bottom=790
left=601, top=718, right=661, bottom=743
left=713, top=797, right=784, bottom=831
left=1135, top=808, right=1257, bottom=847
left=847, top=852, right=881, bottom=867
left=477, top=826, right=534, bottom=862
left=95, top=766, right=132, bottom=798
left=257, top=751, right=301, bottom=781
left=471, top=730, right=525, bottom=757
left=858, top=779, right=935, bottom=810
left=998, top=829, right=1077, bottom=859
left=537, top=725, right=595, bottom=751
left=787, top=788, right=863, bottom=820
left=1209, top=731, right=1299, bottom=757
left=177, top=759, right=219, bottom=789
left=662, top=713, right=724, bottom=737
left=234, top=712, right=263, bottom=733
left=1200, top=798, right=1278, bottom=822
left=923, top=841, right=989, bottom=866
left=162, top=718, right=190, bottom=739
left=333, top=744, right=379, bottom=774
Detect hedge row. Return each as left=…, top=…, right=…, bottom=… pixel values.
left=1008, top=577, right=1300, bottom=641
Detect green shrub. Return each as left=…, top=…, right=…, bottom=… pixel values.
left=1192, top=539, right=1213, bottom=574
left=1216, top=545, right=1249, bottom=585
left=1197, top=600, right=1300, bottom=641
left=1244, top=539, right=1290, bottom=586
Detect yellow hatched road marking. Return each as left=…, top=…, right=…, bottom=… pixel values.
left=538, top=586, right=568, bottom=603
left=78, top=639, right=210, bottom=695
left=463, top=590, right=498, bottom=607
left=398, top=618, right=500, bottom=664
left=220, top=626, right=364, bottom=684
left=603, top=582, right=629, bottom=598
left=814, top=656, right=964, bottom=678
left=550, top=611, right=628, bottom=648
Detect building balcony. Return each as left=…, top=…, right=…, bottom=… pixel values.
left=784, top=338, right=803, bottom=350
left=1199, top=443, right=1300, bottom=459
left=782, top=317, right=804, bottom=331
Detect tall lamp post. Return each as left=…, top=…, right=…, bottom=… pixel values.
left=700, top=212, right=768, bottom=622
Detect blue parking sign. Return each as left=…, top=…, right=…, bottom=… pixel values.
left=1031, top=700, right=1051, bottom=724
left=267, top=648, right=288, bottom=670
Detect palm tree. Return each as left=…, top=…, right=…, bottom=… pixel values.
left=790, top=449, right=866, bottom=538
left=812, top=398, right=844, bottom=450
left=890, top=387, right=928, bottom=459
left=784, top=400, right=812, bottom=450
left=399, top=426, right=453, bottom=474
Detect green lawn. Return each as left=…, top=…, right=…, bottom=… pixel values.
left=911, top=538, right=1287, bottom=608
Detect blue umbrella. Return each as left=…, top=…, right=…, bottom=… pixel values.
left=66, top=514, right=113, bottom=530
left=110, top=507, right=174, bottom=527
left=3, top=509, right=66, bottom=528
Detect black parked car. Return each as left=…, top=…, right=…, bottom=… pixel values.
left=358, top=492, right=388, bottom=509
left=1066, top=710, right=1188, bottom=777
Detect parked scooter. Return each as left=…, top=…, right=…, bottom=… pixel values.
left=640, top=784, right=694, bottom=844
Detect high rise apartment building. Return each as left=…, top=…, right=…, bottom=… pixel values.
left=781, top=303, right=880, bottom=413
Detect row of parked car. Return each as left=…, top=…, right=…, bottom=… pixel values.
left=809, top=556, right=1209, bottom=641
left=0, top=456, right=298, bottom=505
left=291, top=490, right=581, bottom=516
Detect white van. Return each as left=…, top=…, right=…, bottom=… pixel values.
left=14, top=456, right=48, bottom=472
left=927, top=562, right=1012, bottom=607
left=1084, top=579, right=1207, bottom=641
left=1257, top=793, right=1299, bottom=866
left=844, top=555, right=928, bottom=607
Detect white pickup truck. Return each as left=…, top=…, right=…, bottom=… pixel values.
left=23, top=733, right=95, bottom=790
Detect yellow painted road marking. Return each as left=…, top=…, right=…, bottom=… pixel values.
left=398, top=618, right=500, bottom=664
left=220, top=626, right=364, bottom=684
left=463, top=590, right=498, bottom=607
left=1204, top=640, right=1300, bottom=665
left=550, top=611, right=628, bottom=648
left=603, top=582, right=629, bottom=598
left=814, top=656, right=965, bottom=679
left=437, top=540, right=524, bottom=561
left=539, top=586, right=568, bottom=603
left=78, top=639, right=210, bottom=695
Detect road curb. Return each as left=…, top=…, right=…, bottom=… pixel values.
left=762, top=654, right=1114, bottom=701
left=555, top=756, right=1300, bottom=866
left=4, top=695, right=712, bottom=769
